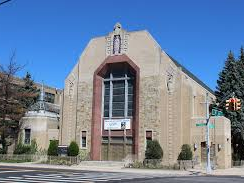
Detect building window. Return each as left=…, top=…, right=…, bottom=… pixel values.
left=103, top=64, right=134, bottom=118
left=45, top=92, right=55, bottom=103
left=24, top=129, right=31, bottom=144
left=81, top=131, right=87, bottom=148
left=146, top=130, right=152, bottom=141
left=145, top=130, right=152, bottom=149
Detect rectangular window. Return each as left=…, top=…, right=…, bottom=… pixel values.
left=145, top=130, right=152, bottom=149
left=24, top=129, right=31, bottom=144
left=146, top=130, right=152, bottom=141
left=81, top=131, right=87, bottom=148
left=45, top=92, right=55, bottom=103
left=112, top=80, right=125, bottom=117
left=127, top=80, right=134, bottom=117
left=104, top=81, right=110, bottom=117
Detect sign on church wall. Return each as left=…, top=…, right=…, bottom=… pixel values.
left=104, top=119, right=130, bottom=130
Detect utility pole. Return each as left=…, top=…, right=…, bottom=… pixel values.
left=198, top=92, right=237, bottom=174
left=205, top=92, right=212, bottom=174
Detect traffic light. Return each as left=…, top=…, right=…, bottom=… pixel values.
left=226, top=98, right=235, bottom=111
left=226, top=97, right=241, bottom=111
left=231, top=98, right=236, bottom=111
left=226, top=99, right=231, bottom=110
left=235, top=98, right=241, bottom=110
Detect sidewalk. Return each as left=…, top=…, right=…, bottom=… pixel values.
left=0, top=162, right=195, bottom=176
left=1, top=162, right=244, bottom=176
left=212, top=167, right=244, bottom=176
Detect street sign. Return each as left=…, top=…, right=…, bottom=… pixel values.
left=211, top=109, right=223, bottom=116
left=196, top=123, right=215, bottom=128
left=209, top=124, right=215, bottom=129
left=217, top=111, right=223, bottom=116
left=196, top=123, right=206, bottom=127
left=211, top=109, right=217, bottom=116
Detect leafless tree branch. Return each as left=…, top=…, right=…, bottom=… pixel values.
left=0, top=0, right=12, bottom=6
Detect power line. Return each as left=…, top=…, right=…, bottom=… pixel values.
left=0, top=0, right=12, bottom=6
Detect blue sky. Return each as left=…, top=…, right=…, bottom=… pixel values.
left=0, top=0, right=244, bottom=90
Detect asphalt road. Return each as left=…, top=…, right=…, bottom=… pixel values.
left=0, top=165, right=244, bottom=183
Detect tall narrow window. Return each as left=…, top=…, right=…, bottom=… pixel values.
left=81, top=131, right=87, bottom=148
left=103, top=64, right=134, bottom=118
left=145, top=130, right=152, bottom=149
left=24, top=129, right=31, bottom=144
left=104, top=81, right=110, bottom=117
left=128, top=80, right=134, bottom=117
left=146, top=130, right=152, bottom=141
left=112, top=80, right=125, bottom=117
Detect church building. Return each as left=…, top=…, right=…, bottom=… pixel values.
left=59, top=23, right=231, bottom=168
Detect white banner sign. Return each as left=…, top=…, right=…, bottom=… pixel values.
left=104, top=119, right=131, bottom=130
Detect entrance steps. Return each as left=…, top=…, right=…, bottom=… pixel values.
left=78, top=161, right=125, bottom=168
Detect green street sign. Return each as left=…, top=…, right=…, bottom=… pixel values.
left=209, top=124, right=215, bottom=129
left=211, top=109, right=218, bottom=116
left=196, top=123, right=215, bottom=129
left=217, top=111, right=223, bottom=116
left=196, top=123, right=206, bottom=127
left=211, top=109, right=223, bottom=116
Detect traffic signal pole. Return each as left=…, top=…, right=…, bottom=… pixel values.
left=203, top=91, right=240, bottom=174
left=205, top=92, right=212, bottom=174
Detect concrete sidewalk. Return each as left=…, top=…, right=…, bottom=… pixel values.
left=1, top=162, right=244, bottom=176
left=212, top=167, right=244, bottom=176
left=0, top=162, right=196, bottom=176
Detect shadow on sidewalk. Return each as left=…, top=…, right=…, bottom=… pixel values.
left=188, top=170, right=204, bottom=176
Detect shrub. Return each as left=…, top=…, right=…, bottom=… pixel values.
left=13, top=139, right=38, bottom=155
left=178, top=144, right=193, bottom=160
left=30, top=139, right=38, bottom=154
left=79, top=149, right=90, bottom=160
left=48, top=140, right=58, bottom=156
left=145, top=140, right=163, bottom=160
left=68, top=141, right=79, bottom=156
left=130, top=161, right=144, bottom=168
left=13, top=144, right=31, bottom=154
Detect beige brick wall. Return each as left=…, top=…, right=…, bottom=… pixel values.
left=21, top=116, right=59, bottom=150
left=191, top=116, right=231, bottom=169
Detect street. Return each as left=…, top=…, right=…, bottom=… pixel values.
left=0, top=166, right=244, bottom=183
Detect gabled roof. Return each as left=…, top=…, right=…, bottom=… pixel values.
left=166, top=53, right=215, bottom=95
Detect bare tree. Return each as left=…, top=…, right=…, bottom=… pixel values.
left=0, top=52, right=36, bottom=153
left=0, top=0, right=12, bottom=6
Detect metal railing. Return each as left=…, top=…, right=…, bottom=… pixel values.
left=0, top=154, right=80, bottom=165
left=45, top=156, right=80, bottom=165
left=0, top=154, right=46, bottom=162
left=232, top=160, right=244, bottom=167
